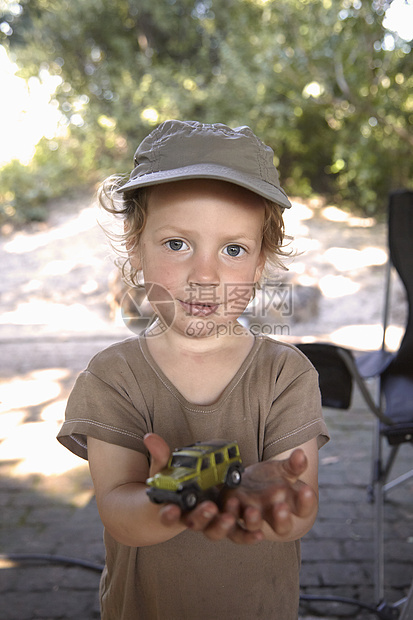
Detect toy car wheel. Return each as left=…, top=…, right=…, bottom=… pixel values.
left=180, top=488, right=199, bottom=510
left=225, top=465, right=242, bottom=488
left=151, top=496, right=163, bottom=504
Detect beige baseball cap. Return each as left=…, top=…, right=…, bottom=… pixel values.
left=120, top=120, right=291, bottom=209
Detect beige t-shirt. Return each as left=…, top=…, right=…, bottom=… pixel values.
left=58, top=335, right=329, bottom=620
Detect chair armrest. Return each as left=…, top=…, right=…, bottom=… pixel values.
left=355, top=350, right=394, bottom=379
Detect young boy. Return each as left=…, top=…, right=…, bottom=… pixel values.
left=58, top=120, right=329, bottom=619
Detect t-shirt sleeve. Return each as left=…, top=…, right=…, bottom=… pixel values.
left=262, top=346, right=329, bottom=460
left=57, top=350, right=152, bottom=460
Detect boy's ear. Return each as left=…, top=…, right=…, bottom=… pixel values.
left=253, top=251, right=266, bottom=284
left=129, top=249, right=142, bottom=271
left=124, top=223, right=142, bottom=270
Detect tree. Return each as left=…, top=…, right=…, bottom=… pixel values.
left=1, top=0, right=412, bottom=215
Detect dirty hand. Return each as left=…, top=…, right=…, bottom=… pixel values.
left=222, top=449, right=317, bottom=540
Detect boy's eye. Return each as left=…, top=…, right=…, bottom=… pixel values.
left=165, top=239, right=188, bottom=251
left=224, top=244, right=245, bottom=257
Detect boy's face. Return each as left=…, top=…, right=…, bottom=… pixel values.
left=132, top=179, right=266, bottom=338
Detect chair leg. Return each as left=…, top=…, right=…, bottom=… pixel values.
left=399, top=578, right=413, bottom=620
left=372, top=438, right=413, bottom=605
left=372, top=421, right=385, bottom=604
left=382, top=445, right=399, bottom=487
left=374, top=476, right=385, bottom=604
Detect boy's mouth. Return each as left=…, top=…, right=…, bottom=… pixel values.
left=179, top=300, right=220, bottom=317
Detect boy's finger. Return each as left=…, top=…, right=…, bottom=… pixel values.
left=159, top=503, right=182, bottom=525
left=241, top=506, right=263, bottom=532
left=221, top=495, right=241, bottom=518
left=228, top=524, right=265, bottom=545
left=279, top=449, right=308, bottom=482
left=294, top=485, right=317, bottom=518
left=144, top=433, right=171, bottom=475
left=202, top=513, right=237, bottom=542
left=270, top=503, right=293, bottom=536
left=183, top=501, right=219, bottom=531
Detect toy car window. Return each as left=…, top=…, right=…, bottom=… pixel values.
left=214, top=452, right=224, bottom=465
left=201, top=457, right=209, bottom=470
left=228, top=446, right=237, bottom=458
left=170, top=455, right=198, bottom=469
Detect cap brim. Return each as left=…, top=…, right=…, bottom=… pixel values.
left=119, top=164, right=291, bottom=209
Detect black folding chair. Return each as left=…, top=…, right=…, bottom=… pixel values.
left=297, top=190, right=413, bottom=614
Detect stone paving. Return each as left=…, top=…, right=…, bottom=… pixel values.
left=1, top=334, right=412, bottom=620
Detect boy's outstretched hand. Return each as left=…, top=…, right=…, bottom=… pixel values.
left=221, top=450, right=318, bottom=543
left=144, top=434, right=319, bottom=545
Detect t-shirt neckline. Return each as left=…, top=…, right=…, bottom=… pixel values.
left=138, top=334, right=264, bottom=412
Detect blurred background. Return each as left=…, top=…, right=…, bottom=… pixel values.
left=0, top=0, right=412, bottom=224
left=0, top=2, right=412, bottom=618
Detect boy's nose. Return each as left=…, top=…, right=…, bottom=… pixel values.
left=187, top=253, right=220, bottom=287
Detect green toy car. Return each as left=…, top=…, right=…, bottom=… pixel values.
left=146, top=440, right=243, bottom=511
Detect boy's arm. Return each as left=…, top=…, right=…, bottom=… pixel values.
left=87, top=434, right=242, bottom=547
left=87, top=435, right=187, bottom=547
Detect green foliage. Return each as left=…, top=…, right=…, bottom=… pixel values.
left=1, top=0, right=412, bottom=222
left=0, top=133, right=101, bottom=226
left=0, top=158, right=52, bottom=224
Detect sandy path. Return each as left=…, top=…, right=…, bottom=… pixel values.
left=0, top=193, right=407, bottom=350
